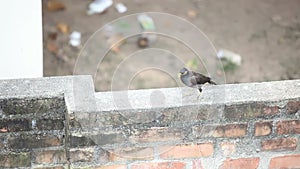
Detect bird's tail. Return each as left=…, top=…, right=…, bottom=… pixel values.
left=209, top=80, right=217, bottom=85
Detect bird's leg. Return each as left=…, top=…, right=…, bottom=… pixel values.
left=198, top=87, right=202, bottom=92
left=196, top=87, right=202, bottom=100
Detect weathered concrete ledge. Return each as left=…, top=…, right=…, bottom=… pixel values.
left=0, top=75, right=96, bottom=112
left=1, top=75, right=299, bottom=112
left=0, top=76, right=299, bottom=169
left=95, top=79, right=300, bottom=110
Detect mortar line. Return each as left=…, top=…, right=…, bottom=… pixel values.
left=63, top=95, right=71, bottom=169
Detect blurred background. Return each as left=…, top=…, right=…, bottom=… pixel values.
left=43, top=0, right=300, bottom=91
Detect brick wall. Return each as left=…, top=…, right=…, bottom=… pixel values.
left=0, top=76, right=299, bottom=169
left=68, top=100, right=300, bottom=169
left=0, top=97, right=68, bottom=168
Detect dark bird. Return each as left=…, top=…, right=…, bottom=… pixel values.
left=179, top=67, right=216, bottom=92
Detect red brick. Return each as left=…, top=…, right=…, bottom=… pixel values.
left=220, top=157, right=260, bottom=169
left=263, top=106, right=279, bottom=115
left=269, top=154, right=300, bottom=169
left=129, top=127, right=185, bottom=143
left=221, top=142, right=236, bottom=156
left=70, top=148, right=94, bottom=163
left=213, top=124, right=247, bottom=138
left=0, top=119, right=30, bottom=132
left=96, top=165, right=126, bottom=169
left=193, top=159, right=204, bottom=169
left=0, top=98, right=64, bottom=115
left=131, top=162, right=186, bottom=169
left=109, top=147, right=154, bottom=162
left=277, top=120, right=300, bottom=134
left=0, top=152, right=31, bottom=168
left=193, top=124, right=247, bottom=138
left=261, top=138, right=297, bottom=151
left=72, top=132, right=125, bottom=146
left=34, top=167, right=65, bottom=169
left=225, top=103, right=279, bottom=120
left=255, top=121, right=272, bottom=136
left=98, top=148, right=109, bottom=164
left=69, top=135, right=96, bottom=147
left=8, top=134, right=63, bottom=149
left=286, top=100, right=300, bottom=114
left=33, top=149, right=66, bottom=164
left=36, top=119, right=64, bottom=131
left=158, top=143, right=213, bottom=159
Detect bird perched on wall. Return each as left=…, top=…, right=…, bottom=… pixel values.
left=179, top=67, right=216, bottom=93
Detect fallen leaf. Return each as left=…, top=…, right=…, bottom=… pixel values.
left=48, top=32, right=57, bottom=40
left=137, top=36, right=148, bottom=48
left=56, top=22, right=69, bottom=34
left=47, top=0, right=66, bottom=12
left=47, top=42, right=59, bottom=54
left=107, top=34, right=126, bottom=53
left=111, top=46, right=121, bottom=53
left=187, top=10, right=197, bottom=18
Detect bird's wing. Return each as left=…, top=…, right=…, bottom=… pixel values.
left=189, top=76, right=198, bottom=86
left=192, top=71, right=211, bottom=85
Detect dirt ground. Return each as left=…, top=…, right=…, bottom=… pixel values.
left=43, top=0, right=300, bottom=92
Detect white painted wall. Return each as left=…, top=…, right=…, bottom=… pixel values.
left=0, top=0, right=43, bottom=79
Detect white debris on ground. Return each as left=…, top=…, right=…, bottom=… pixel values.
left=137, top=14, right=157, bottom=48
left=69, top=31, right=81, bottom=47
left=115, top=3, right=127, bottom=13
left=137, top=14, right=156, bottom=30
left=87, top=0, right=113, bottom=15
left=217, top=49, right=242, bottom=66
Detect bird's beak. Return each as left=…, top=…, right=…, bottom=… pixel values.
left=177, top=73, right=181, bottom=78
